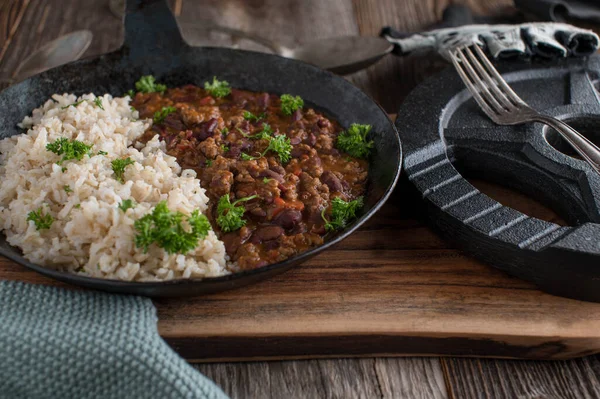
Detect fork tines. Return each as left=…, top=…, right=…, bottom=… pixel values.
left=449, top=45, right=526, bottom=121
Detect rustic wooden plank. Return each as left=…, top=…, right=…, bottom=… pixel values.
left=0, top=0, right=122, bottom=77
left=195, top=357, right=447, bottom=399
left=443, top=356, right=600, bottom=398
left=375, top=358, right=448, bottom=399
left=0, top=0, right=30, bottom=69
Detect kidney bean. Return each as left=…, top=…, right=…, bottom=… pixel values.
left=321, top=170, right=343, bottom=193
left=259, top=169, right=284, bottom=183
left=192, top=118, right=218, bottom=141
left=290, top=136, right=302, bottom=145
left=274, top=209, right=302, bottom=230
left=251, top=225, right=284, bottom=243
left=291, top=109, right=303, bottom=122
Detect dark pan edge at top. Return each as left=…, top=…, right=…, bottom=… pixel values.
left=398, top=54, right=600, bottom=302
left=0, top=0, right=401, bottom=297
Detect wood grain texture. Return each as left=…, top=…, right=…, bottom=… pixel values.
left=195, top=358, right=448, bottom=399
left=443, top=357, right=600, bottom=399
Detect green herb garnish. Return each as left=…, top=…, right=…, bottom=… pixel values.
left=280, top=94, right=304, bottom=115
left=321, top=196, right=364, bottom=232
left=153, top=106, right=177, bottom=124
left=264, top=134, right=292, bottom=163
left=262, top=177, right=272, bottom=184
left=111, top=157, right=135, bottom=183
left=61, top=100, right=84, bottom=109
left=27, top=207, right=54, bottom=230
left=97, top=150, right=108, bottom=156
left=74, top=204, right=81, bottom=209
left=204, top=77, right=231, bottom=98
left=243, top=110, right=266, bottom=122
left=134, top=201, right=211, bottom=254
left=336, top=123, right=374, bottom=159
left=46, top=138, right=93, bottom=164
left=64, top=185, right=72, bottom=193
left=126, top=89, right=136, bottom=98
left=241, top=133, right=291, bottom=163
left=216, top=194, right=257, bottom=233
left=134, top=75, right=166, bottom=94
left=220, top=144, right=229, bottom=153
left=118, top=199, right=136, bottom=212
left=205, top=159, right=213, bottom=167
left=221, top=127, right=229, bottom=136
left=94, top=97, right=104, bottom=110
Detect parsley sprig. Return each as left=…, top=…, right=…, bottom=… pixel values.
left=94, top=98, right=104, bottom=110
left=46, top=138, right=93, bottom=164
left=61, top=100, right=84, bottom=109
left=241, top=133, right=292, bottom=163
left=321, top=196, right=364, bottom=232
left=27, top=207, right=54, bottom=230
left=280, top=94, right=304, bottom=115
left=336, top=123, right=374, bottom=159
left=134, top=201, right=211, bottom=254
left=111, top=157, right=135, bottom=183
left=216, top=194, right=257, bottom=233
left=134, top=75, right=167, bottom=94
left=204, top=77, right=231, bottom=98
left=118, top=199, right=136, bottom=212
left=243, top=110, right=266, bottom=122
left=153, top=106, right=177, bottom=124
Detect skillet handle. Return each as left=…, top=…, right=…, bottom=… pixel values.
left=122, top=0, right=187, bottom=59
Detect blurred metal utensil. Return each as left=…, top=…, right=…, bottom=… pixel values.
left=0, top=30, right=93, bottom=88
left=449, top=44, right=600, bottom=176
left=181, top=23, right=394, bottom=75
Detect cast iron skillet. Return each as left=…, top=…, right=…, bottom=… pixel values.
left=0, top=0, right=401, bottom=296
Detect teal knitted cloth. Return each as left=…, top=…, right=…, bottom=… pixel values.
left=0, top=281, right=228, bottom=399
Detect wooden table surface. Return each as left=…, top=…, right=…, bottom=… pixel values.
left=3, top=0, right=600, bottom=397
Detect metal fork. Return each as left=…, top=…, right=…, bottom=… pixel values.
left=448, top=45, right=600, bottom=176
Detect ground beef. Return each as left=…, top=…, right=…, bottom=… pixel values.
left=133, top=85, right=368, bottom=270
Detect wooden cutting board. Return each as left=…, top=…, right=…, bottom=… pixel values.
left=2, top=173, right=600, bottom=362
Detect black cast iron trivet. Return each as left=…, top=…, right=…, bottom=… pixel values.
left=397, top=55, right=600, bottom=302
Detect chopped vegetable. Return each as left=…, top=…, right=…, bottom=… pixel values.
left=126, top=89, right=136, bottom=98
left=262, top=177, right=272, bottom=184
left=61, top=100, right=84, bottom=109
left=118, top=199, right=136, bottom=212
left=204, top=77, right=231, bottom=98
left=280, top=94, right=304, bottom=115
left=243, top=110, right=266, bottom=122
left=254, top=123, right=273, bottom=140
left=220, top=144, right=229, bottom=153
left=336, top=123, right=374, bottom=159
left=74, top=204, right=81, bottom=209
left=63, top=185, right=72, bottom=193
left=241, top=133, right=291, bottom=163
left=111, top=157, right=135, bottom=183
left=221, top=127, right=229, bottom=135
left=205, top=159, right=213, bottom=166
left=265, top=134, right=292, bottom=163
left=27, top=207, right=54, bottom=230
left=216, top=194, right=257, bottom=233
left=46, top=137, right=93, bottom=164
left=134, top=201, right=211, bottom=254
left=134, top=75, right=166, bottom=94
left=153, top=106, right=177, bottom=124
left=321, top=196, right=364, bottom=232
left=97, top=150, right=108, bottom=156
left=94, top=97, right=104, bottom=110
